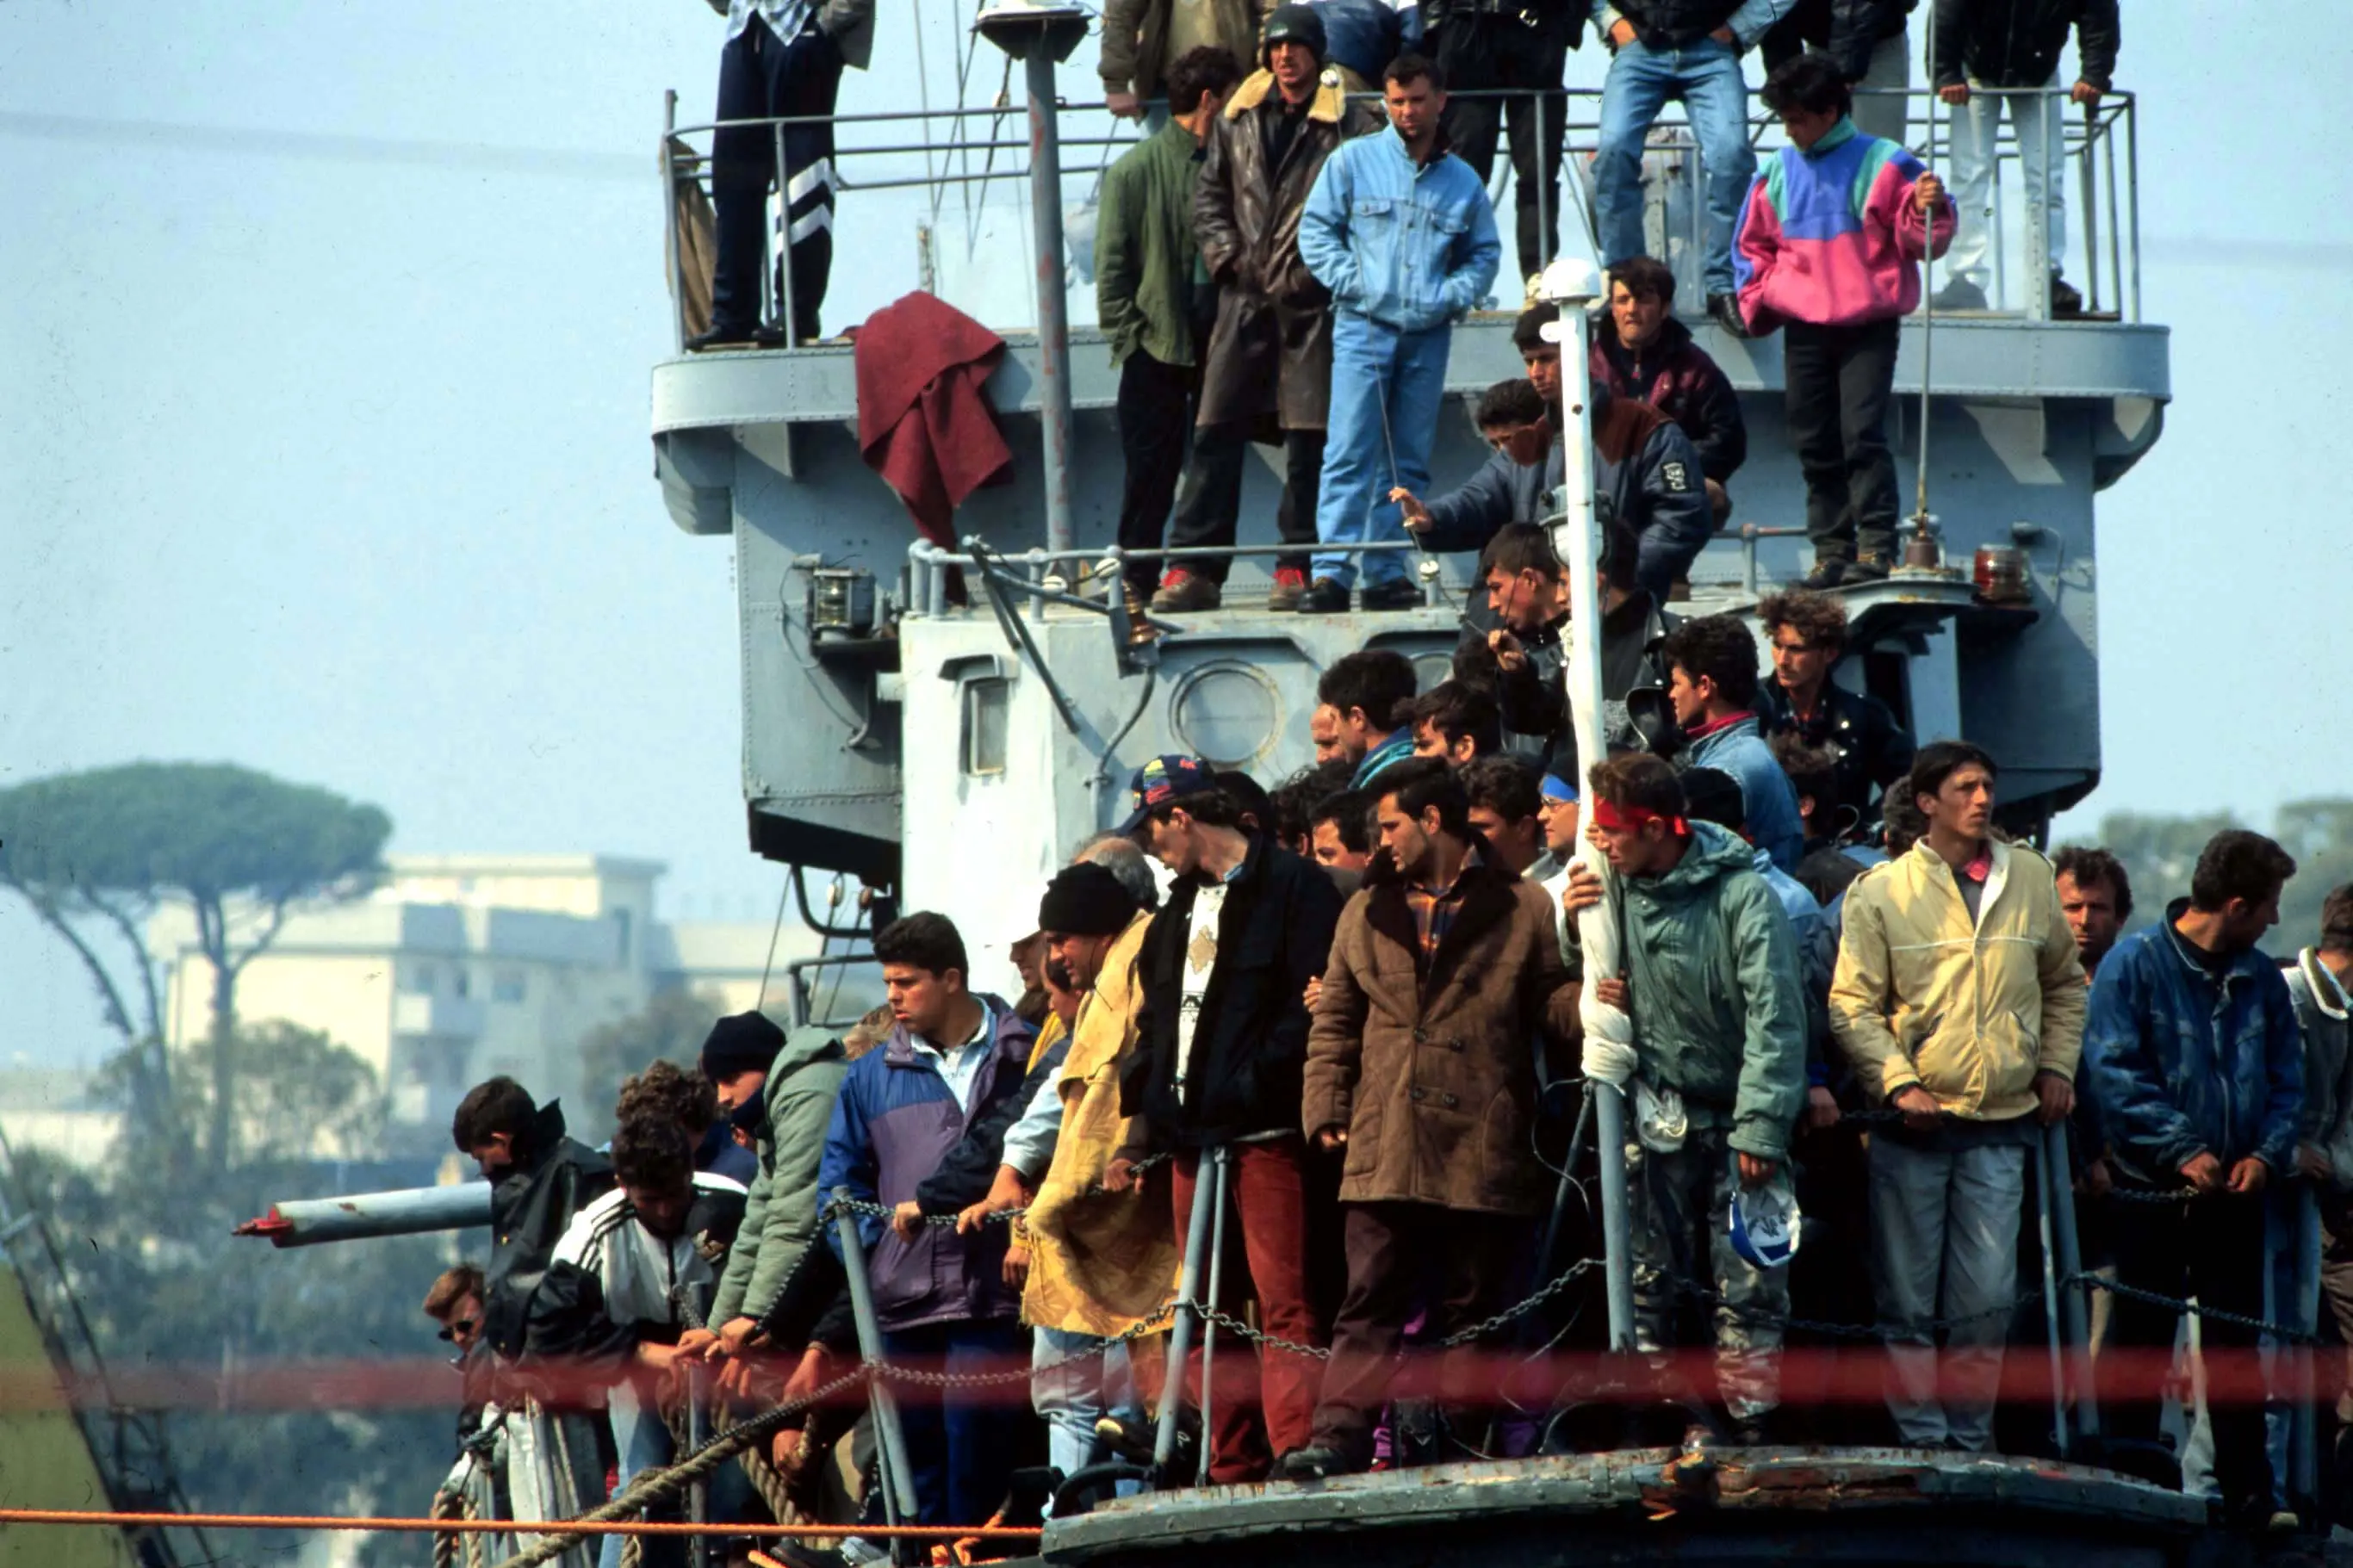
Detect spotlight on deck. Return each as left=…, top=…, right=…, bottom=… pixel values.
left=973, top=1, right=1090, bottom=63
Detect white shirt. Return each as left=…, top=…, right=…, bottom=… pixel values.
left=727, top=0, right=816, bottom=46
left=1172, top=882, right=1229, bottom=1107
left=1000, top=1050, right=1067, bottom=1181
left=907, top=998, right=998, bottom=1113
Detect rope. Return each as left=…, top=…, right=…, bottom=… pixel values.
left=0, top=1508, right=1037, bottom=1540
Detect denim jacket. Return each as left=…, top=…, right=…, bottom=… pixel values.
left=1298, top=124, right=1501, bottom=335
left=2083, top=899, right=2305, bottom=1184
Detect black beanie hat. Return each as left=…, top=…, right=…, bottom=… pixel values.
left=1260, top=3, right=1326, bottom=67
left=699, top=1010, right=785, bottom=1081
left=1038, top=863, right=1140, bottom=939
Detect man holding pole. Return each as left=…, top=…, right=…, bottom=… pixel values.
left=1295, top=52, right=1500, bottom=615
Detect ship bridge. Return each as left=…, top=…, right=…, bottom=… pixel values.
left=645, top=15, right=2165, bottom=970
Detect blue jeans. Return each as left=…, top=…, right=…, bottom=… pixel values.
left=1311, top=313, right=1450, bottom=589
left=883, top=1317, right=1028, bottom=1527
left=1594, top=38, right=1755, bottom=297
left=1032, top=1328, right=1144, bottom=1513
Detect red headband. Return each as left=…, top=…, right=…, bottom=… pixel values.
left=1591, top=798, right=1688, bottom=835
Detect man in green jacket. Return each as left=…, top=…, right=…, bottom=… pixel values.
left=1565, top=753, right=1807, bottom=1441
left=1097, top=46, right=1242, bottom=608
left=675, top=1012, right=847, bottom=1379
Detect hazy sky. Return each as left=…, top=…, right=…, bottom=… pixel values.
left=3, top=2, right=2346, bottom=1069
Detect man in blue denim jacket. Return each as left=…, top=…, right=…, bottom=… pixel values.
left=1295, top=53, right=1500, bottom=614
left=2083, top=828, right=2303, bottom=1528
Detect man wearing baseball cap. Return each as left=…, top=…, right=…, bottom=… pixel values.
left=1114, top=753, right=1344, bottom=1480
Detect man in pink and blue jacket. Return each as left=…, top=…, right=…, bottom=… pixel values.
left=1733, top=50, right=1951, bottom=589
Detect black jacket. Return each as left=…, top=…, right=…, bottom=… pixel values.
left=1591, top=316, right=1748, bottom=485
left=1124, top=835, right=1344, bottom=1146
left=481, top=1101, right=613, bottom=1361
left=1757, top=675, right=1915, bottom=833
left=1454, top=590, right=1679, bottom=775
left=1762, top=0, right=1913, bottom=82
left=912, top=1035, right=1070, bottom=1215
left=1616, top=0, right=1746, bottom=49
left=1930, top=0, right=2119, bottom=90
left=520, top=1185, right=748, bottom=1384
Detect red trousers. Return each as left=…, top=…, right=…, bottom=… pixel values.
left=1169, top=1137, right=1326, bottom=1482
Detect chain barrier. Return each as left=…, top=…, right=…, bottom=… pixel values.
left=824, top=1154, right=1176, bottom=1232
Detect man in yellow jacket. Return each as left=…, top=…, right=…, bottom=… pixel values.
left=1829, top=741, right=2084, bottom=1453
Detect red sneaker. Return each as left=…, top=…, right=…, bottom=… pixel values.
left=1268, top=566, right=1308, bottom=611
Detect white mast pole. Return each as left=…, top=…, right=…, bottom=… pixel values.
left=1537, top=257, right=1636, bottom=1356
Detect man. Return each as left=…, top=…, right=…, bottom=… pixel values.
left=1755, top=587, right=1915, bottom=832
left=1119, top=755, right=1344, bottom=1481
left=425, top=1265, right=502, bottom=1559
left=1761, top=0, right=1915, bottom=146
left=1561, top=753, right=1808, bottom=1441
left=956, top=864, right=1173, bottom=1503
left=1400, top=372, right=1712, bottom=603
left=1313, top=648, right=1420, bottom=787
left=1310, top=789, right=1376, bottom=877
left=2084, top=829, right=2302, bottom=1528
left=1098, top=48, right=1246, bottom=611
left=1592, top=0, right=1794, bottom=339
left=1735, top=52, right=1950, bottom=587
left=1660, top=614, right=1806, bottom=871
left=1296, top=53, right=1501, bottom=616
left=1772, top=734, right=1872, bottom=908
left=680, top=1011, right=848, bottom=1385
left=816, top=913, right=1038, bottom=1528
left=1271, top=757, right=1358, bottom=855
left=1452, top=523, right=1679, bottom=774
left=1530, top=772, right=1580, bottom=886
left=528, top=1119, right=750, bottom=1568
left=1930, top=0, right=2117, bottom=314
left=1185, top=5, right=1381, bottom=612
left=1591, top=255, right=1748, bottom=525
left=1408, top=680, right=1501, bottom=764
left=2054, top=846, right=2133, bottom=981
left=1462, top=753, right=1545, bottom=877
left=1100, top=0, right=1264, bottom=119
left=1282, top=759, right=1578, bottom=1476
left=2284, top=886, right=2353, bottom=1495
left=688, top=0, right=877, bottom=350
left=1828, top=741, right=2083, bottom=1453
left=451, top=1079, right=612, bottom=1559
left=1428, top=0, right=1579, bottom=285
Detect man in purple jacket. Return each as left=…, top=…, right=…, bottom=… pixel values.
left=818, top=912, right=1038, bottom=1528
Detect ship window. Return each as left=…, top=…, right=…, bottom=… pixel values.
left=1409, top=652, right=1452, bottom=693
left=493, top=968, right=526, bottom=1004
left=401, top=963, right=437, bottom=996
left=962, top=678, right=1009, bottom=776
left=1172, top=662, right=1280, bottom=768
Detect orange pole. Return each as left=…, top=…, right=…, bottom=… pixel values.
left=0, top=1509, right=1041, bottom=1540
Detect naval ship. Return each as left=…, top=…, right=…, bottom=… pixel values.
left=638, top=4, right=2294, bottom=1565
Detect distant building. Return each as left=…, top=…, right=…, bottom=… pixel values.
left=143, top=855, right=810, bottom=1150
left=0, top=1069, right=121, bottom=1168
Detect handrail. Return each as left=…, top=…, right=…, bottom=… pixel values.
left=659, top=84, right=2143, bottom=350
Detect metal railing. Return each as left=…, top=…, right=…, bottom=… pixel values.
left=659, top=82, right=2143, bottom=350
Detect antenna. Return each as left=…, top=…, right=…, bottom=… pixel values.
left=1906, top=16, right=1943, bottom=571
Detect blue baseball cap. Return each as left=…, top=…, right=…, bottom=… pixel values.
left=1115, top=753, right=1216, bottom=836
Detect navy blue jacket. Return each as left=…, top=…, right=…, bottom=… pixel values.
left=2083, top=901, right=2304, bottom=1185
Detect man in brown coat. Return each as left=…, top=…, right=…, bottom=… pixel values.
left=1099, top=0, right=1267, bottom=119
left=1280, top=758, right=1580, bottom=1477
left=1152, top=5, right=1382, bottom=614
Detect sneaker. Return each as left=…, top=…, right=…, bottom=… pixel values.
left=1150, top=568, right=1221, bottom=612
left=1267, top=566, right=1309, bottom=612
left=1274, top=1443, right=1363, bottom=1481
left=1928, top=276, right=1989, bottom=312
left=2049, top=270, right=2085, bottom=317
left=1295, top=577, right=1351, bottom=615
left=1358, top=578, right=1424, bottom=611
left=1706, top=292, right=1748, bottom=339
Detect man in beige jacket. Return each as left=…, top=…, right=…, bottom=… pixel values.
left=1829, top=741, right=2083, bottom=1453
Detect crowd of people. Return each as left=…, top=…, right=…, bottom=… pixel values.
left=692, top=0, right=2118, bottom=596
left=424, top=562, right=2353, bottom=1562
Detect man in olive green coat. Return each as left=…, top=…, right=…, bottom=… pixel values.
left=1565, top=754, right=1807, bottom=1441
left=674, top=1013, right=847, bottom=1373
left=1098, top=47, right=1243, bottom=605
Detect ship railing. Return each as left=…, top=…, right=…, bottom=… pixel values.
left=659, top=83, right=2140, bottom=353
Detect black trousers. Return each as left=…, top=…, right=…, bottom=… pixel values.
left=1166, top=421, right=1321, bottom=585
left=1311, top=1202, right=1525, bottom=1462
left=1782, top=315, right=1901, bottom=562
left=2101, top=1187, right=2275, bottom=1521
left=1438, top=27, right=1570, bottom=285
left=1114, top=350, right=1198, bottom=594
left=711, top=16, right=845, bottom=340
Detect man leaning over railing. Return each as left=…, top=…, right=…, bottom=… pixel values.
left=689, top=0, right=875, bottom=350
left=2083, top=828, right=2303, bottom=1530
left=1928, top=0, right=2118, bottom=314
left=1827, top=741, right=2083, bottom=1456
